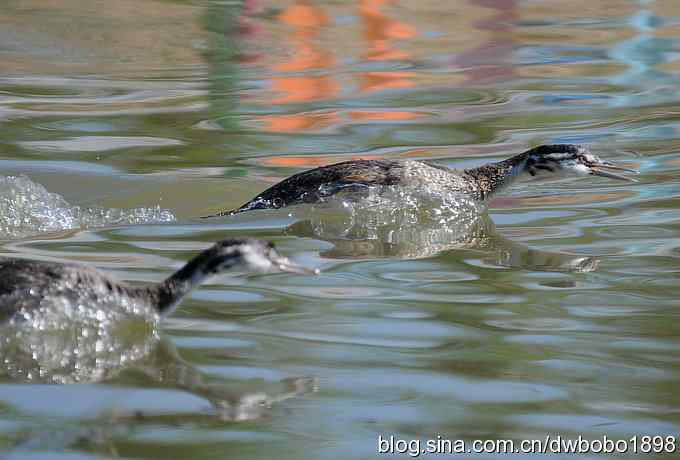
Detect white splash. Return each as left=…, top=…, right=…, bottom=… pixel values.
left=292, top=184, right=486, bottom=259
left=2, top=293, right=159, bottom=384
left=0, top=175, right=175, bottom=239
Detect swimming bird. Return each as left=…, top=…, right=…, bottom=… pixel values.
left=205, top=144, right=638, bottom=217
left=0, top=238, right=317, bottom=323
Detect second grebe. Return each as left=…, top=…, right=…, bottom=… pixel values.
left=0, top=238, right=317, bottom=323
left=205, top=144, right=637, bottom=217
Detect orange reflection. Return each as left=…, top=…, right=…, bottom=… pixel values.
left=359, top=71, right=415, bottom=93
left=258, top=148, right=433, bottom=169
left=259, top=154, right=383, bottom=168
left=274, top=2, right=333, bottom=72
left=259, top=1, right=340, bottom=135
left=259, top=111, right=340, bottom=132
left=270, top=76, right=339, bottom=105
left=270, top=1, right=338, bottom=104
left=348, top=110, right=422, bottom=121
left=358, top=0, right=416, bottom=94
left=360, top=0, right=415, bottom=61
left=259, top=0, right=422, bottom=136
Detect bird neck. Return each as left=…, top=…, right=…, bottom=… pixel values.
left=148, top=252, right=217, bottom=316
left=463, top=151, right=531, bottom=201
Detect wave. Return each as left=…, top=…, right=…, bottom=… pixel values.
left=0, top=175, right=175, bottom=239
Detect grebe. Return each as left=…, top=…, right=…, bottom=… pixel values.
left=205, top=144, right=637, bottom=216
left=0, top=237, right=317, bottom=323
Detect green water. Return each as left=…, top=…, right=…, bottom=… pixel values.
left=1, top=1, right=680, bottom=458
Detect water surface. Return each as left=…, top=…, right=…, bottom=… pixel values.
left=1, top=1, right=680, bottom=459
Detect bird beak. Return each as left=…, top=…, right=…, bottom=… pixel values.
left=591, top=161, right=639, bottom=182
left=271, top=256, right=320, bottom=275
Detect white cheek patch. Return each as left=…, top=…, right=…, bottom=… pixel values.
left=241, top=246, right=274, bottom=272
left=561, top=159, right=591, bottom=177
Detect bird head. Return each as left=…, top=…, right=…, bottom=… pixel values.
left=204, top=238, right=319, bottom=275
left=525, top=144, right=638, bottom=182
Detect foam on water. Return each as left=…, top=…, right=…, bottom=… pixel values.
left=291, top=184, right=486, bottom=259
left=0, top=175, right=175, bottom=239
left=287, top=184, right=599, bottom=269
left=2, top=294, right=160, bottom=384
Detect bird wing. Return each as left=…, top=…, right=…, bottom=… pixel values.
left=217, top=159, right=405, bottom=215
